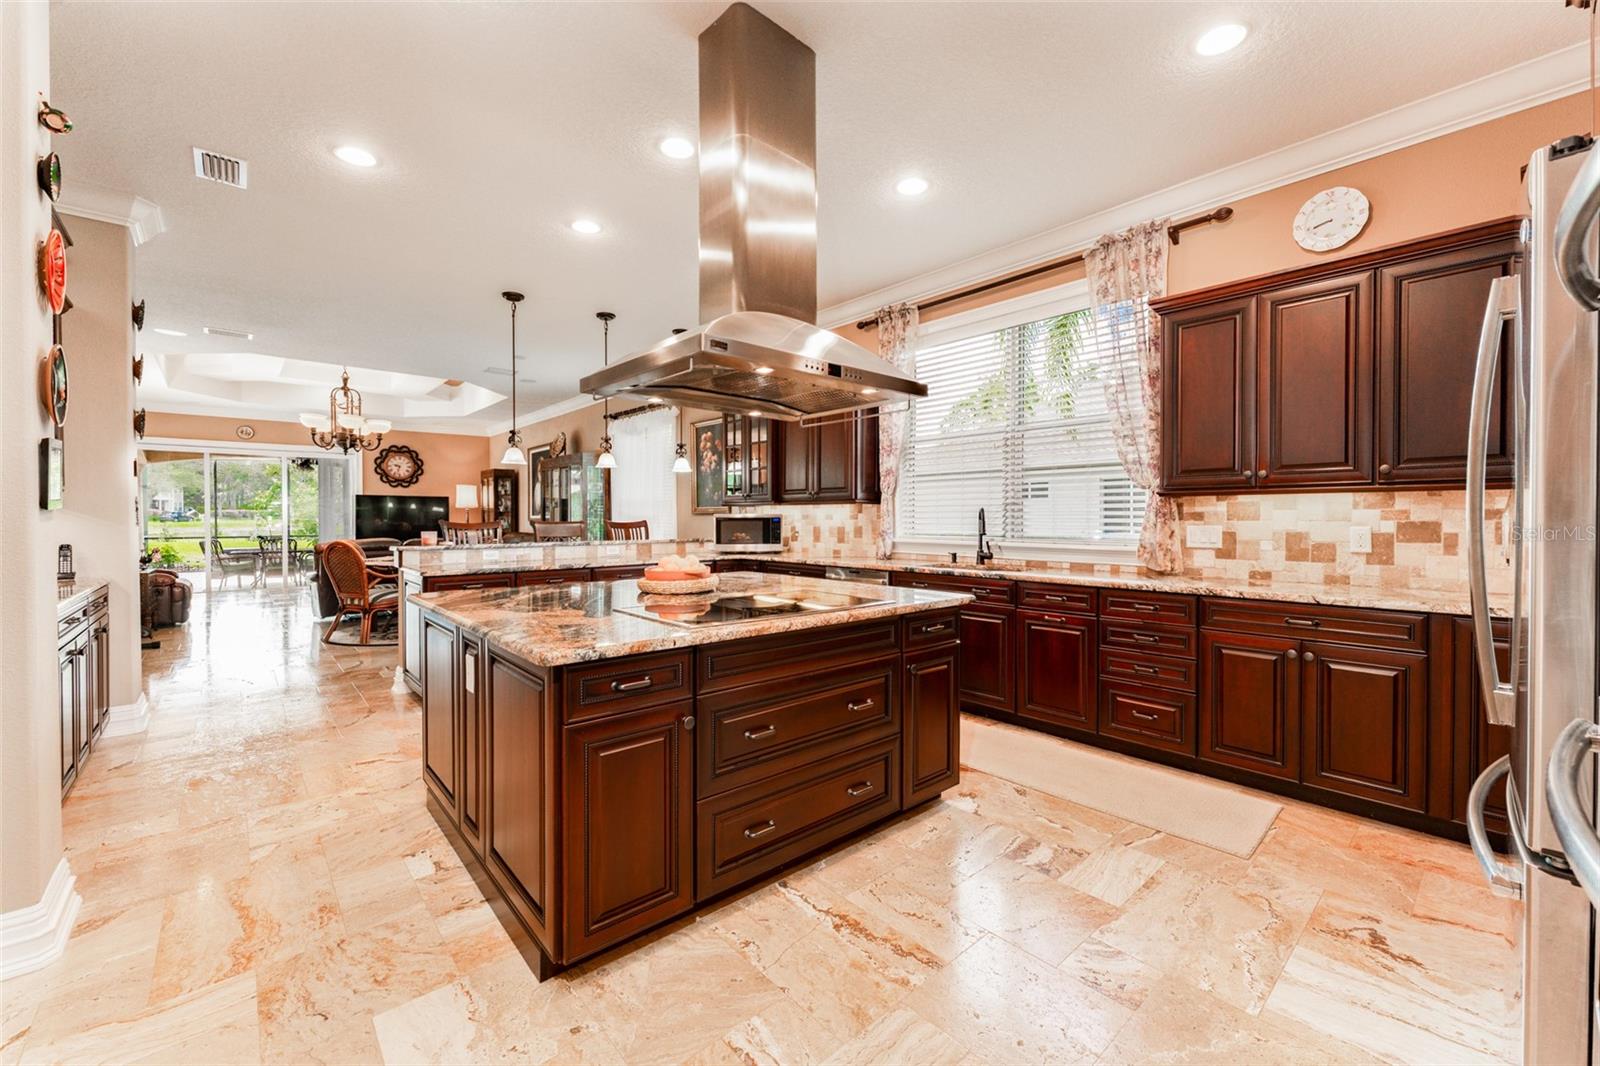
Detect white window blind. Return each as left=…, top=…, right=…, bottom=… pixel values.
left=899, top=291, right=1148, bottom=547
left=609, top=408, right=678, bottom=539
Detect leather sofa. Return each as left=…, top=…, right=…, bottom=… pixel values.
left=145, top=569, right=193, bottom=627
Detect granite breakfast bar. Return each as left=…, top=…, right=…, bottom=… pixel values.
left=411, top=572, right=969, bottom=977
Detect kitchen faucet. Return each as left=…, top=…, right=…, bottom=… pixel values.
left=976, top=508, right=994, bottom=566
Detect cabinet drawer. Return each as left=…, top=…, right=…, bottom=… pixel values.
left=426, top=573, right=516, bottom=593
left=1100, top=620, right=1196, bottom=659
left=698, top=621, right=900, bottom=694
left=765, top=562, right=826, bottom=578
left=699, top=659, right=898, bottom=796
left=1199, top=598, right=1426, bottom=651
left=591, top=564, right=648, bottom=581
left=1100, top=589, right=1197, bottom=627
left=696, top=739, right=899, bottom=900
left=1098, top=648, right=1196, bottom=692
left=562, top=652, right=691, bottom=722
left=1016, top=583, right=1096, bottom=615
left=902, top=610, right=960, bottom=649
left=1099, top=681, right=1196, bottom=755
left=516, top=568, right=592, bottom=586
left=893, top=572, right=1015, bottom=606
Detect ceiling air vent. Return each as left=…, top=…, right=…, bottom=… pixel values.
left=203, top=325, right=254, bottom=340
left=193, top=147, right=248, bottom=189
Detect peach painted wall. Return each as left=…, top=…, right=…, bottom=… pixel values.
left=141, top=412, right=491, bottom=522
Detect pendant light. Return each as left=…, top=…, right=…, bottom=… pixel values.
left=499, top=291, right=528, bottom=466
left=672, top=405, right=691, bottom=474
left=595, top=311, right=617, bottom=469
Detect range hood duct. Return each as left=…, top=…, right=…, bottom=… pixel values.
left=578, top=2, right=926, bottom=421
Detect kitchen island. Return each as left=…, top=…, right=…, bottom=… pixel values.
left=412, top=572, right=968, bottom=976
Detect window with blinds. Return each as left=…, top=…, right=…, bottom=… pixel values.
left=899, top=290, right=1148, bottom=548
left=609, top=408, right=678, bottom=539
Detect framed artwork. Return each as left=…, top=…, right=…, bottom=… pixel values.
left=692, top=417, right=729, bottom=514
left=526, top=443, right=553, bottom=519
left=39, top=437, right=63, bottom=510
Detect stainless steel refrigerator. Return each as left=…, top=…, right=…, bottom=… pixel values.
left=1466, top=133, right=1600, bottom=1064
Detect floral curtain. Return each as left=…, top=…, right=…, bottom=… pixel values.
left=1085, top=219, right=1180, bottom=572
left=874, top=302, right=919, bottom=559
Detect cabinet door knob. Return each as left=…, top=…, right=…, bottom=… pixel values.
left=1303, top=652, right=1316, bottom=663
left=1256, top=468, right=1267, bottom=478
left=1245, top=471, right=1255, bottom=481
left=1379, top=463, right=1393, bottom=476
left=1286, top=649, right=1299, bottom=660
left=681, top=715, right=696, bottom=731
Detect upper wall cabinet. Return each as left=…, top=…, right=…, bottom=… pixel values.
left=1153, top=218, right=1521, bottom=495
left=778, top=410, right=881, bottom=504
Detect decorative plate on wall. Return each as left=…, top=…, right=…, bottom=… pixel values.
left=39, top=344, right=68, bottom=427
left=38, top=229, right=67, bottom=313
left=37, top=153, right=61, bottom=201
left=235, top=425, right=255, bottom=440
left=374, top=443, right=424, bottom=488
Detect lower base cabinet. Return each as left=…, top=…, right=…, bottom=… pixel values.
left=1015, top=610, right=1095, bottom=733
left=903, top=644, right=961, bottom=805
left=59, top=590, right=110, bottom=798
left=1300, top=642, right=1427, bottom=811
left=1099, top=680, right=1195, bottom=755
left=1199, top=631, right=1301, bottom=780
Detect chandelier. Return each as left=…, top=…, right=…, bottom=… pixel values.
left=299, top=369, right=391, bottom=453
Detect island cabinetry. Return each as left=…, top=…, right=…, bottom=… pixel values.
left=517, top=568, right=593, bottom=587
left=902, top=610, right=961, bottom=806
left=421, top=615, right=460, bottom=819
left=892, top=572, right=1014, bottom=714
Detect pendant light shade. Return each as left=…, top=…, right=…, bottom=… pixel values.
left=672, top=405, right=691, bottom=473
left=596, top=311, right=617, bottom=470
left=500, top=291, right=527, bottom=465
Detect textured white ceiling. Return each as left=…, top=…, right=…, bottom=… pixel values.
left=50, top=1, right=1586, bottom=429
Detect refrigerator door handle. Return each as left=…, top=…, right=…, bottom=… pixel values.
left=1547, top=717, right=1600, bottom=909
left=1465, top=755, right=1524, bottom=899
left=1466, top=274, right=1520, bottom=727
left=1554, top=142, right=1600, bottom=311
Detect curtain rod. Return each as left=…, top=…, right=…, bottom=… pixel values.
left=605, top=402, right=675, bottom=422
left=852, top=206, right=1233, bottom=331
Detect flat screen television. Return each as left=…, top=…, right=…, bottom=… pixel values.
left=355, top=494, right=448, bottom=541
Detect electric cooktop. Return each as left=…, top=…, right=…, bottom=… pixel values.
left=612, top=589, right=892, bottom=628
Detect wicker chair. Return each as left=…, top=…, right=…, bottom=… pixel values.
left=319, top=539, right=400, bottom=644
left=440, top=521, right=503, bottom=546
left=605, top=520, right=650, bottom=541
left=532, top=521, right=586, bottom=542
left=207, top=539, right=259, bottom=588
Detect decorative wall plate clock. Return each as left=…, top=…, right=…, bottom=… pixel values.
left=37, top=153, right=61, bottom=201
left=36, top=101, right=72, bottom=134
left=235, top=424, right=255, bottom=440
left=1292, top=186, right=1370, bottom=253
left=39, top=229, right=67, bottom=313
left=40, top=344, right=68, bottom=427
left=374, top=443, right=424, bottom=488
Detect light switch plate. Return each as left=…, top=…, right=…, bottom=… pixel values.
left=1349, top=526, right=1372, bottom=553
left=603, top=544, right=622, bottom=557
left=1186, top=524, right=1223, bottom=549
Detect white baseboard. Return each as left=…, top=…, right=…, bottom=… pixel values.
left=101, top=693, right=149, bottom=737
left=0, top=858, right=81, bottom=981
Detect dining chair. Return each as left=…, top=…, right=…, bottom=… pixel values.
left=604, top=520, right=650, bottom=541
left=208, top=539, right=259, bottom=589
left=320, top=539, right=400, bottom=644
left=441, top=521, right=504, bottom=546
left=532, top=521, right=586, bottom=542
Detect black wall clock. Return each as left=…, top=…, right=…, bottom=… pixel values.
left=373, top=443, right=424, bottom=488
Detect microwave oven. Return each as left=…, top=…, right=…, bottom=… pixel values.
left=715, top=514, right=784, bottom=552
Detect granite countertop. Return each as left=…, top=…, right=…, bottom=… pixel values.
left=57, top=578, right=109, bottom=617
left=412, top=573, right=970, bottom=667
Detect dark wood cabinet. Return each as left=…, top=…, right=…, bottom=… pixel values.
left=1156, top=218, right=1523, bottom=494
left=956, top=605, right=1015, bottom=714
left=778, top=411, right=880, bottom=503
left=458, top=633, right=486, bottom=854
left=1449, top=616, right=1513, bottom=833
left=58, top=637, right=80, bottom=792
left=484, top=652, right=557, bottom=953
left=1161, top=295, right=1257, bottom=492
left=58, top=590, right=109, bottom=797
left=1255, top=272, right=1373, bottom=487
left=562, top=700, right=694, bottom=960
left=1199, top=630, right=1301, bottom=780
left=1300, top=642, right=1427, bottom=810
left=723, top=414, right=775, bottom=503
left=480, top=468, right=520, bottom=535
left=1099, top=681, right=1196, bottom=755
left=903, top=643, right=961, bottom=806
left=1016, top=610, right=1096, bottom=733
left=1376, top=240, right=1519, bottom=485
left=421, top=616, right=458, bottom=818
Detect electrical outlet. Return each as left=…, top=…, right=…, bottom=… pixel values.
left=1349, top=526, right=1372, bottom=553
left=603, top=544, right=623, bottom=557
left=1186, top=524, right=1223, bottom=549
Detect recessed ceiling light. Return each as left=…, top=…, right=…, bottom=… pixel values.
left=862, top=387, right=879, bottom=395
left=659, top=136, right=695, bottom=160
left=647, top=397, right=664, bottom=404
left=895, top=176, right=929, bottom=197
left=1194, top=23, right=1247, bottom=56
left=570, top=218, right=602, bottom=235
left=753, top=366, right=773, bottom=375
left=333, top=145, right=378, bottom=168
left=152, top=327, right=187, bottom=337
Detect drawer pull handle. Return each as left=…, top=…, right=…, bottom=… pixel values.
left=1284, top=618, right=1321, bottom=628
left=744, top=820, right=777, bottom=839
left=910, top=581, right=930, bottom=588
left=1132, top=664, right=1159, bottom=676
left=611, top=677, right=653, bottom=693
left=1131, top=633, right=1160, bottom=644
left=743, top=724, right=777, bottom=740
left=1042, top=594, right=1070, bottom=602
left=1128, top=603, right=1161, bottom=613
left=847, top=699, right=876, bottom=713
left=1131, top=709, right=1160, bottom=722
left=846, top=782, right=875, bottom=797
left=919, top=622, right=949, bottom=634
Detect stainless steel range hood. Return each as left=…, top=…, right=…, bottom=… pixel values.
left=578, top=2, right=926, bottom=421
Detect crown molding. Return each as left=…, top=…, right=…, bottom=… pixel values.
left=56, top=182, right=166, bottom=246
left=140, top=401, right=500, bottom=438
left=820, top=43, right=1591, bottom=330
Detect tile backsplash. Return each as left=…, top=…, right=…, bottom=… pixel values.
left=747, top=488, right=1511, bottom=597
